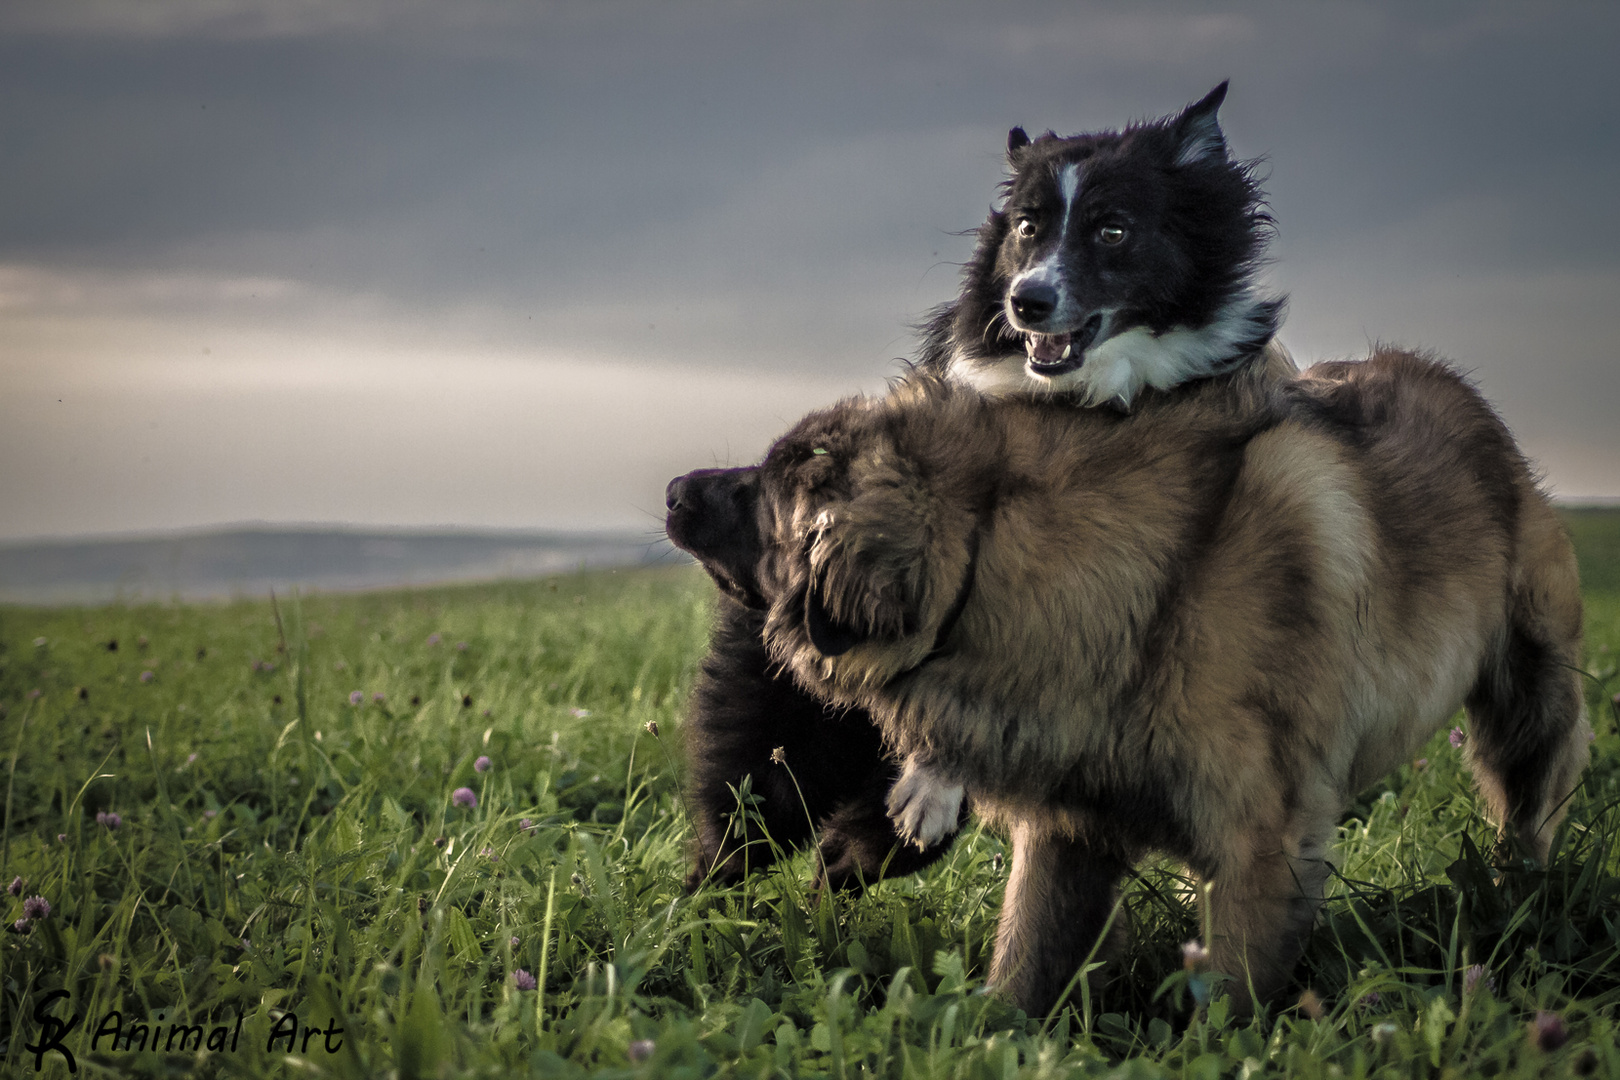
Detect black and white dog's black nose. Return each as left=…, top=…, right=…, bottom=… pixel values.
left=1009, top=281, right=1058, bottom=324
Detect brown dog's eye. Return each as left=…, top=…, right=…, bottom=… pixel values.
left=1097, top=225, right=1126, bottom=245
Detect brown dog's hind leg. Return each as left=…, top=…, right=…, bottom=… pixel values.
left=1464, top=620, right=1590, bottom=864
left=1465, top=519, right=1590, bottom=865
left=988, top=822, right=1132, bottom=1017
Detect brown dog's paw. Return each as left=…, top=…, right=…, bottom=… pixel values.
left=886, top=756, right=965, bottom=850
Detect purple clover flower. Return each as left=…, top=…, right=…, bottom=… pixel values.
left=1530, top=1011, right=1569, bottom=1050
left=22, top=896, right=50, bottom=920
left=139, top=670, right=155, bottom=683
left=427, top=633, right=441, bottom=646
left=452, top=787, right=478, bottom=810
left=349, top=690, right=364, bottom=706
left=628, top=1040, right=655, bottom=1063
left=96, top=811, right=122, bottom=829
left=1465, top=964, right=1495, bottom=995
left=520, top=818, right=536, bottom=835
left=474, top=755, right=491, bottom=773
left=512, top=969, right=538, bottom=991
left=7, top=877, right=21, bottom=897
left=1449, top=727, right=1464, bottom=748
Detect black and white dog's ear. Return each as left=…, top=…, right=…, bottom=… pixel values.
left=1171, top=80, right=1230, bottom=167
left=1007, top=126, right=1031, bottom=166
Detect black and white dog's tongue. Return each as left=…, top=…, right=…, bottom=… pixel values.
left=1025, top=314, right=1104, bottom=375
left=1028, top=332, right=1072, bottom=365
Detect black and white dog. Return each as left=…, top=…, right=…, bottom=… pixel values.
left=930, top=80, right=1284, bottom=407
left=675, top=82, right=1290, bottom=891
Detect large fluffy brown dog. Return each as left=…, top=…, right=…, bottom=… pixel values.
left=664, top=348, right=1590, bottom=1013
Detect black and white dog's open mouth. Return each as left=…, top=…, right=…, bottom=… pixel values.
left=1023, top=313, right=1103, bottom=377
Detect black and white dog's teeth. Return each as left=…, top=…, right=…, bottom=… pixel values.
left=1023, top=335, right=1075, bottom=361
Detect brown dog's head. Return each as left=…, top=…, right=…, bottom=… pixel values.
left=665, top=379, right=989, bottom=694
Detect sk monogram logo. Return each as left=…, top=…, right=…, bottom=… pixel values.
left=24, top=989, right=82, bottom=1073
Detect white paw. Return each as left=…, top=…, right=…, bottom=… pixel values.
left=886, top=756, right=965, bottom=850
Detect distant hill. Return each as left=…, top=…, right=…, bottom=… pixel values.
left=0, top=527, right=684, bottom=605
left=4, top=506, right=1612, bottom=607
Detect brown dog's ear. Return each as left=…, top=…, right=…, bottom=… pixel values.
left=802, top=579, right=870, bottom=657
left=799, top=495, right=930, bottom=657
left=802, top=562, right=921, bottom=657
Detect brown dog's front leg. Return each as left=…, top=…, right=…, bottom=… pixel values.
left=989, top=822, right=1131, bottom=1017
left=886, top=755, right=966, bottom=850
left=1201, top=843, right=1330, bottom=1012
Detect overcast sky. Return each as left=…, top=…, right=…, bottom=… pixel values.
left=3, top=1, right=1617, bottom=542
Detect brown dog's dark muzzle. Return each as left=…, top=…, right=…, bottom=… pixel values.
left=664, top=466, right=768, bottom=608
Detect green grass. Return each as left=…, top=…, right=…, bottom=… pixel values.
left=1560, top=507, right=1620, bottom=595
left=2, top=529, right=1619, bottom=1078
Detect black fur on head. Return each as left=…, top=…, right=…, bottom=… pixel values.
left=919, top=82, right=1286, bottom=406
left=664, top=466, right=770, bottom=609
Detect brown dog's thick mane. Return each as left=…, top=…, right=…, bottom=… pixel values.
left=760, top=363, right=1284, bottom=712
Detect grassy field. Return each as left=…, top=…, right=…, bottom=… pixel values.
left=2, top=513, right=1619, bottom=1079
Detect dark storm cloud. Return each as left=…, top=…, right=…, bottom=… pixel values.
left=6, top=3, right=1617, bottom=332
left=2, top=1, right=1616, bottom=540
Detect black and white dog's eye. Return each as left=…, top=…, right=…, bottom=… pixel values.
left=1015, top=218, right=1037, bottom=239
left=1097, top=225, right=1127, bottom=245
